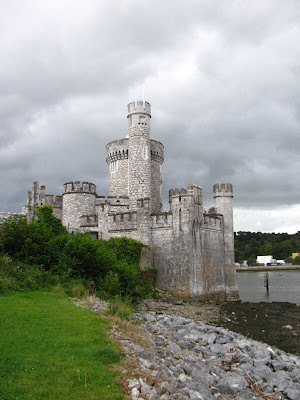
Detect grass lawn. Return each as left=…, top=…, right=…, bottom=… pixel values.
left=0, top=289, right=125, bottom=400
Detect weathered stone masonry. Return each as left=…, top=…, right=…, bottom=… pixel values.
left=23, top=100, right=238, bottom=299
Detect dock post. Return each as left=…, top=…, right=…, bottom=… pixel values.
left=264, top=272, right=269, bottom=293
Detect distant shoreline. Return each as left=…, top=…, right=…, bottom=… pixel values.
left=236, top=265, right=300, bottom=272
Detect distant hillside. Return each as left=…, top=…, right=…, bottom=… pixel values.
left=234, top=231, right=300, bottom=264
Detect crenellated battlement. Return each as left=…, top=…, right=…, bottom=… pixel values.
left=63, top=181, right=96, bottom=194
left=106, top=139, right=129, bottom=164
left=45, top=194, right=62, bottom=207
left=213, top=183, right=233, bottom=197
left=0, top=211, right=24, bottom=219
left=202, top=214, right=223, bottom=230
left=127, top=100, right=151, bottom=128
left=80, top=214, right=98, bottom=227
left=107, top=211, right=137, bottom=233
left=169, top=188, right=187, bottom=201
left=150, top=140, right=164, bottom=164
left=95, top=195, right=129, bottom=208
left=136, top=197, right=151, bottom=209
left=205, top=206, right=217, bottom=214
left=151, top=212, right=173, bottom=229
left=169, top=184, right=202, bottom=205
left=127, top=100, right=151, bottom=116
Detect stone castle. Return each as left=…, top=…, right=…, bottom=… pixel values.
left=23, top=100, right=238, bottom=299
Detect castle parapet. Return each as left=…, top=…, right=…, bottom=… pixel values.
left=150, top=140, right=164, bottom=164
left=136, top=197, right=150, bottom=209
left=127, top=100, right=151, bottom=115
left=168, top=188, right=187, bottom=202
left=63, top=181, right=96, bottom=194
left=80, top=214, right=98, bottom=227
left=106, top=139, right=129, bottom=164
left=169, top=184, right=202, bottom=205
left=213, top=183, right=233, bottom=198
left=0, top=212, right=24, bottom=219
left=108, top=211, right=137, bottom=232
left=151, top=212, right=173, bottom=229
left=45, top=194, right=62, bottom=207
left=203, top=214, right=224, bottom=230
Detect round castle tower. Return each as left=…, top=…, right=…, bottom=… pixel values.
left=62, top=181, right=96, bottom=231
left=213, top=183, right=238, bottom=297
left=106, top=139, right=129, bottom=198
left=105, top=101, right=164, bottom=213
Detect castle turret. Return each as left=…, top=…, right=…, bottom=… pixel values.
left=127, top=100, right=152, bottom=210
left=169, top=184, right=203, bottom=236
left=62, top=181, right=96, bottom=232
left=213, top=183, right=238, bottom=298
left=106, top=138, right=129, bottom=197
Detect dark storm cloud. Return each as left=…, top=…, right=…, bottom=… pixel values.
left=1, top=0, right=299, bottom=232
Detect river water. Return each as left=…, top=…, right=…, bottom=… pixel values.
left=236, top=270, right=300, bottom=303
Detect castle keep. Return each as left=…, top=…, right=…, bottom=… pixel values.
left=24, top=101, right=238, bottom=299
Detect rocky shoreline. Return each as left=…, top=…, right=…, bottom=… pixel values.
left=74, top=297, right=300, bottom=400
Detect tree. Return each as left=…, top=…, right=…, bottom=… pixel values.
left=293, top=256, right=300, bottom=265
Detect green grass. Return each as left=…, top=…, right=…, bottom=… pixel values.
left=0, top=289, right=125, bottom=400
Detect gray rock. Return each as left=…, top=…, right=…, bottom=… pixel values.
left=237, top=390, right=259, bottom=400
left=140, top=383, right=151, bottom=396
left=252, top=365, right=272, bottom=381
left=270, top=359, right=287, bottom=371
left=111, top=310, right=300, bottom=400
left=214, top=384, right=234, bottom=395
left=161, top=381, right=176, bottom=394
left=166, top=342, right=181, bottom=356
left=226, top=373, right=248, bottom=392
left=261, top=383, right=274, bottom=393
left=188, top=390, right=205, bottom=400
left=127, top=378, right=140, bottom=389
left=285, top=385, right=300, bottom=400
left=253, top=356, right=270, bottom=367
left=131, top=387, right=140, bottom=398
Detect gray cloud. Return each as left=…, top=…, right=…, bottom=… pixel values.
left=1, top=0, right=299, bottom=232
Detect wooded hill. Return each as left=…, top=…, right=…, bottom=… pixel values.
left=234, top=231, right=300, bottom=264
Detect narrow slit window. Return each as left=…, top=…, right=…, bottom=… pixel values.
left=142, top=145, right=148, bottom=160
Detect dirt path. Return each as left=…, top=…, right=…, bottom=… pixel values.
left=143, top=298, right=300, bottom=355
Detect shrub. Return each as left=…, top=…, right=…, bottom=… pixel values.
left=105, top=237, right=144, bottom=266
left=97, top=271, right=121, bottom=299
left=105, top=297, right=133, bottom=320
left=0, top=208, right=155, bottom=302
left=0, top=256, right=44, bottom=293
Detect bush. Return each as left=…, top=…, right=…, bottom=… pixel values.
left=0, top=255, right=45, bottom=293
left=50, top=233, right=118, bottom=280
left=0, top=208, right=154, bottom=302
left=105, top=297, right=133, bottom=320
left=105, top=237, right=144, bottom=266
left=98, top=271, right=121, bottom=299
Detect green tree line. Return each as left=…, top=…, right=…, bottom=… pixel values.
left=235, top=231, right=300, bottom=265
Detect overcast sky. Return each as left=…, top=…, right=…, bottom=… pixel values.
left=1, top=0, right=299, bottom=233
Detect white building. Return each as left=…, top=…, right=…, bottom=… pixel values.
left=256, top=255, right=274, bottom=265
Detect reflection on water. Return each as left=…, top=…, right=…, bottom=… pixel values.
left=236, top=270, right=300, bottom=303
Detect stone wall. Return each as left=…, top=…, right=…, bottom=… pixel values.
left=106, top=139, right=129, bottom=197
left=200, top=215, right=226, bottom=297
left=62, top=181, right=96, bottom=231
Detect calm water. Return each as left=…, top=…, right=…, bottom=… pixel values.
left=236, top=270, right=300, bottom=303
